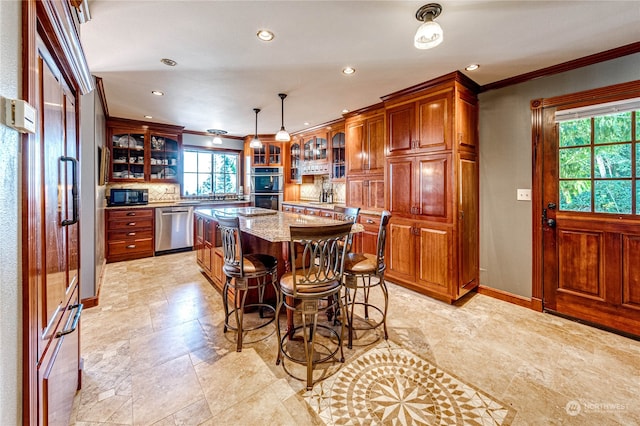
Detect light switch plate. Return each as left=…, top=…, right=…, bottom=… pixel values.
left=517, top=189, right=531, bottom=201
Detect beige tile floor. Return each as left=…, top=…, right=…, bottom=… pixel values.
left=71, top=252, right=640, bottom=425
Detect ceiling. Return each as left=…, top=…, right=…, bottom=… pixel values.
left=80, top=1, right=640, bottom=138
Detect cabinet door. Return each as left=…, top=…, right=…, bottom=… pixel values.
left=387, top=102, right=414, bottom=156
left=110, top=129, right=146, bottom=181
left=387, top=157, right=414, bottom=216
left=149, top=132, right=180, bottom=182
left=387, top=219, right=416, bottom=283
left=367, top=177, right=386, bottom=210
left=416, top=91, right=452, bottom=152
left=415, top=225, right=452, bottom=297
left=416, top=153, right=451, bottom=221
left=366, top=114, right=385, bottom=173
left=289, top=143, right=301, bottom=182
left=456, top=90, right=478, bottom=151
left=346, top=120, right=364, bottom=174
left=252, top=145, right=267, bottom=165
left=359, top=214, right=381, bottom=255
left=331, top=131, right=346, bottom=180
left=458, top=154, right=479, bottom=292
left=347, top=177, right=365, bottom=208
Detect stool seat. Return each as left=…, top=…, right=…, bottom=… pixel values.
left=223, top=253, right=278, bottom=276
left=344, top=252, right=377, bottom=274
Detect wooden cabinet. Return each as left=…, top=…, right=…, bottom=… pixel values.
left=346, top=175, right=385, bottom=211
left=387, top=153, right=452, bottom=222
left=330, top=125, right=346, bottom=181
left=352, top=213, right=381, bottom=255
left=383, top=72, right=479, bottom=303
left=106, top=208, right=154, bottom=262
left=387, top=219, right=454, bottom=300
left=346, top=108, right=385, bottom=175
left=252, top=141, right=282, bottom=166
left=386, top=89, right=453, bottom=156
left=289, top=142, right=301, bottom=183
left=107, top=117, right=183, bottom=183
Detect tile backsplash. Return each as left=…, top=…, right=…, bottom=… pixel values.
left=299, top=176, right=345, bottom=203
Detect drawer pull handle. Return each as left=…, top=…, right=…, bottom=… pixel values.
left=127, top=232, right=136, bottom=236
left=127, top=212, right=136, bottom=216
left=127, top=222, right=136, bottom=226
left=126, top=244, right=136, bottom=249
left=366, top=219, right=374, bottom=224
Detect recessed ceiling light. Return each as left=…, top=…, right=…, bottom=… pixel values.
left=342, top=109, right=349, bottom=113
left=342, top=67, right=356, bottom=75
left=144, top=115, right=153, bottom=119
left=160, top=58, right=177, bottom=67
left=151, top=90, right=164, bottom=96
left=257, top=30, right=274, bottom=41
left=304, top=122, right=310, bottom=126
left=465, top=63, right=480, bottom=71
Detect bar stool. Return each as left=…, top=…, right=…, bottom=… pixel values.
left=275, top=222, right=353, bottom=390
left=342, top=210, right=391, bottom=349
left=215, top=214, right=279, bottom=352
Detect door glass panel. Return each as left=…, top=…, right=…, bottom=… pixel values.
left=560, top=180, right=592, bottom=212
left=559, top=118, right=590, bottom=147
left=594, top=144, right=631, bottom=178
left=594, top=112, right=631, bottom=144
left=594, top=180, right=632, bottom=214
left=559, top=147, right=591, bottom=178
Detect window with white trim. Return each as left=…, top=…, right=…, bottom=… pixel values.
left=182, top=148, right=239, bottom=196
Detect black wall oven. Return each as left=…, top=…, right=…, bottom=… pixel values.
left=250, top=167, right=283, bottom=210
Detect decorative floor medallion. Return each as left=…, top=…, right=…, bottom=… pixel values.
left=303, top=342, right=515, bottom=425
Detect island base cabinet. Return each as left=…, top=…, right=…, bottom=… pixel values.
left=386, top=218, right=461, bottom=302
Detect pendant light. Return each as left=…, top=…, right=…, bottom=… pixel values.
left=250, top=108, right=263, bottom=149
left=275, top=93, right=291, bottom=142
left=414, top=3, right=443, bottom=50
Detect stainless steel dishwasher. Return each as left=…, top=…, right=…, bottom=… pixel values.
left=155, top=206, right=195, bottom=253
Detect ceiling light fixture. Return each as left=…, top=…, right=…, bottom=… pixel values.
left=414, top=3, right=443, bottom=50
left=465, top=63, right=480, bottom=71
left=144, top=115, right=153, bottom=119
left=257, top=30, right=274, bottom=42
left=160, top=58, right=177, bottom=67
left=151, top=90, right=164, bottom=96
left=342, top=67, right=356, bottom=75
left=275, top=93, right=291, bottom=142
left=206, top=129, right=227, bottom=145
left=250, top=108, right=263, bottom=149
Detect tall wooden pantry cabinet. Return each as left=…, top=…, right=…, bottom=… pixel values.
left=383, top=72, right=479, bottom=303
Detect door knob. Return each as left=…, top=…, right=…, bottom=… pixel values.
left=546, top=219, right=556, bottom=228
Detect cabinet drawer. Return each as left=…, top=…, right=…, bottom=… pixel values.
left=320, top=209, right=334, bottom=218
left=107, top=238, right=154, bottom=257
left=107, top=208, right=153, bottom=220
left=305, top=208, right=320, bottom=216
left=108, top=218, right=153, bottom=231
left=292, top=207, right=306, bottom=214
left=282, top=204, right=294, bottom=212
left=108, top=229, right=154, bottom=241
left=359, top=213, right=380, bottom=231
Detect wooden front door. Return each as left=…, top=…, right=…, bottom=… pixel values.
left=539, top=95, right=640, bottom=336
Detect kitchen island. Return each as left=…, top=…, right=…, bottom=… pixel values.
left=193, top=207, right=364, bottom=334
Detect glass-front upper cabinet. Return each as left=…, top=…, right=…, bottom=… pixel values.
left=314, top=137, right=328, bottom=161
left=331, top=131, right=345, bottom=180
left=290, top=142, right=301, bottom=182
left=252, top=142, right=282, bottom=166
left=107, top=118, right=183, bottom=183
left=149, top=133, right=180, bottom=181
left=110, top=130, right=146, bottom=181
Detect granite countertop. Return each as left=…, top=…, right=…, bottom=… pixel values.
left=281, top=200, right=382, bottom=216
left=195, top=207, right=364, bottom=242
left=105, top=199, right=250, bottom=210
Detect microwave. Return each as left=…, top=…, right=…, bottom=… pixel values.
left=108, top=188, right=149, bottom=206
left=250, top=167, right=283, bottom=193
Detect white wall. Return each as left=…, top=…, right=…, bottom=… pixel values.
left=479, top=53, right=640, bottom=298
left=0, top=0, right=22, bottom=423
